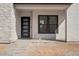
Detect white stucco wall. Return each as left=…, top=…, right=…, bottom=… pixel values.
left=15, top=4, right=70, bottom=10
left=67, top=3, right=79, bottom=41
left=32, top=10, right=66, bottom=40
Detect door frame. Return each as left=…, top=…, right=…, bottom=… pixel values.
left=21, top=17, right=30, bottom=38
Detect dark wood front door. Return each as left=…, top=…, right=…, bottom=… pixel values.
left=21, top=17, right=30, bottom=38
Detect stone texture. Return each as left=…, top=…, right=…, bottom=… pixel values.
left=67, top=3, right=79, bottom=41
left=0, top=3, right=17, bottom=43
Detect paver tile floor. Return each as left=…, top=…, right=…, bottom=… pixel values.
left=0, top=40, right=79, bottom=56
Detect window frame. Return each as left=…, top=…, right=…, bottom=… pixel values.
left=38, top=15, right=58, bottom=34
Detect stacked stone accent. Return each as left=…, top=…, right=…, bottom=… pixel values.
left=0, top=3, right=17, bottom=43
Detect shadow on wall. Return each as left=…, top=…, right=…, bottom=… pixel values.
left=50, top=15, right=65, bottom=41
left=39, top=16, right=65, bottom=41
left=56, top=15, right=66, bottom=41
left=15, top=10, right=20, bottom=39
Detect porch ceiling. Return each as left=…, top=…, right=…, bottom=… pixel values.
left=14, top=3, right=71, bottom=10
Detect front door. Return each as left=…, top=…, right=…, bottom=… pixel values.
left=21, top=17, right=30, bottom=38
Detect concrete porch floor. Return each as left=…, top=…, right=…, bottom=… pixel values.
left=0, top=39, right=79, bottom=56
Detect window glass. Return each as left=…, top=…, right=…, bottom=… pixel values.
left=38, top=15, right=58, bottom=33
left=39, top=25, right=47, bottom=33
left=49, top=25, right=58, bottom=33
left=39, top=16, right=47, bottom=24
left=49, top=16, right=58, bottom=24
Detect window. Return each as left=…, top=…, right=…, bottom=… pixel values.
left=38, top=15, right=58, bottom=34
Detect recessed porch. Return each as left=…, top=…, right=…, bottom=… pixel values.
left=14, top=3, right=71, bottom=41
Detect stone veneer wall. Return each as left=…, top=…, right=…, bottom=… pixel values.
left=0, top=3, right=17, bottom=43
left=67, top=3, right=79, bottom=41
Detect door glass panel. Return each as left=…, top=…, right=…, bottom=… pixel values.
left=23, top=26, right=28, bottom=29
left=23, top=19, right=28, bottom=21
left=23, top=30, right=28, bottom=32
left=23, top=34, right=28, bottom=36
left=23, top=22, right=28, bottom=25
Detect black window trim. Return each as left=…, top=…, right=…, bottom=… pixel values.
left=38, top=15, right=58, bottom=34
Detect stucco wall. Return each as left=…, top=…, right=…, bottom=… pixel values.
left=0, top=3, right=17, bottom=43
left=32, top=10, right=66, bottom=40
left=67, top=3, right=79, bottom=41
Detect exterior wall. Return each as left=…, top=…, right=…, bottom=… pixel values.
left=15, top=4, right=68, bottom=41
left=16, top=10, right=66, bottom=40
left=67, top=3, right=79, bottom=41
left=10, top=4, right=17, bottom=42
left=0, top=3, right=17, bottom=43
left=32, top=10, right=66, bottom=40
left=0, top=3, right=79, bottom=43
